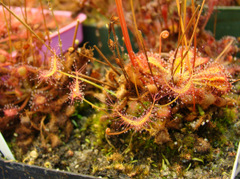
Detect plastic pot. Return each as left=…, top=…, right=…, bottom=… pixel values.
left=0, top=158, right=97, bottom=179
left=2, top=6, right=86, bottom=59
left=205, top=6, right=240, bottom=39
left=82, top=23, right=138, bottom=58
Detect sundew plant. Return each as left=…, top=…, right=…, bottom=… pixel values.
left=0, top=0, right=239, bottom=155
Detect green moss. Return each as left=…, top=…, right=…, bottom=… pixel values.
left=213, top=107, right=236, bottom=135
left=223, top=107, right=237, bottom=122
left=88, top=109, right=109, bottom=146
left=183, top=135, right=195, bottom=148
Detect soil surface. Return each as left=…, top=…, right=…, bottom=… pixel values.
left=10, top=97, right=240, bottom=178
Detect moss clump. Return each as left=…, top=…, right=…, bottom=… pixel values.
left=87, top=108, right=109, bottom=146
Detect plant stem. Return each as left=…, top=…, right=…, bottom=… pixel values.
left=72, top=20, right=80, bottom=48
left=1, top=1, right=12, bottom=61
left=94, top=45, right=121, bottom=76
left=115, top=0, right=136, bottom=67
left=47, top=0, right=63, bottom=57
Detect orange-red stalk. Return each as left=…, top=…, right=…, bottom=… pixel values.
left=115, top=0, right=136, bottom=67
